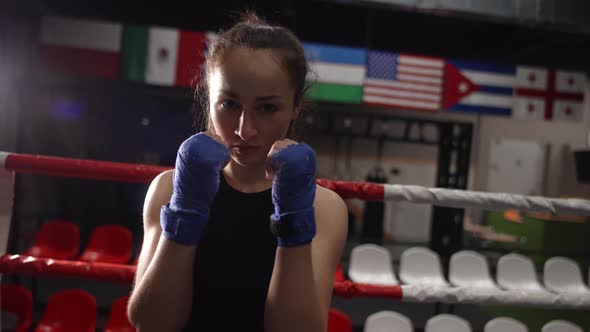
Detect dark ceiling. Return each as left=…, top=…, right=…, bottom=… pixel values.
left=5, top=0, right=590, bottom=72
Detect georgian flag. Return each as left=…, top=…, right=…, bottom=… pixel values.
left=513, top=67, right=586, bottom=122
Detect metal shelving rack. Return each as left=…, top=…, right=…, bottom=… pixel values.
left=306, top=105, right=474, bottom=261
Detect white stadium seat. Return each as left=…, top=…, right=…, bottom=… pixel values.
left=544, top=257, right=590, bottom=294
left=348, top=244, right=398, bottom=285
left=496, top=253, right=545, bottom=292
left=425, top=314, right=471, bottom=332
left=364, top=310, right=413, bottom=332
left=449, top=250, right=498, bottom=289
left=542, top=320, right=583, bottom=332
left=484, top=317, right=528, bottom=332
left=399, top=247, right=449, bottom=287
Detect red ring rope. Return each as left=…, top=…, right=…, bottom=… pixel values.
left=0, top=254, right=403, bottom=299
left=3, top=151, right=590, bottom=309
left=6, top=151, right=588, bottom=217
left=3, top=152, right=169, bottom=184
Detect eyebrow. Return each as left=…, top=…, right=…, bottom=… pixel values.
left=220, top=89, right=282, bottom=101
left=256, top=95, right=281, bottom=101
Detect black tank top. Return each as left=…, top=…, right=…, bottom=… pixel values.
left=182, top=173, right=277, bottom=331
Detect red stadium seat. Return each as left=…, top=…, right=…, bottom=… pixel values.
left=33, top=289, right=96, bottom=332
left=104, top=295, right=135, bottom=332
left=0, top=284, right=33, bottom=332
left=24, top=220, right=80, bottom=260
left=328, top=308, right=352, bottom=332
left=80, top=225, right=133, bottom=264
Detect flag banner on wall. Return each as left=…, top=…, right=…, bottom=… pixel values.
left=443, top=60, right=515, bottom=116
left=40, top=16, right=122, bottom=79
left=121, top=26, right=208, bottom=87
left=303, top=43, right=366, bottom=103
left=363, top=51, right=444, bottom=112
left=513, top=67, right=586, bottom=122
left=40, top=16, right=588, bottom=123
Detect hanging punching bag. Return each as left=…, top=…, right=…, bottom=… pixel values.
left=361, top=169, right=388, bottom=244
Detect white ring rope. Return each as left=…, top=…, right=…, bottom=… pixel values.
left=384, top=184, right=590, bottom=215
left=401, top=285, right=590, bottom=309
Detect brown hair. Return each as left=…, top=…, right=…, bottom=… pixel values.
left=193, top=11, right=314, bottom=140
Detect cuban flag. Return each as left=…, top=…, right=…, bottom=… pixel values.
left=513, top=66, right=586, bottom=122
left=443, top=60, right=516, bottom=116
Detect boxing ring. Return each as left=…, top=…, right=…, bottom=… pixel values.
left=1, top=151, right=590, bottom=311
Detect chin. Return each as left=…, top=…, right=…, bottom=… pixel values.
left=231, top=154, right=264, bottom=168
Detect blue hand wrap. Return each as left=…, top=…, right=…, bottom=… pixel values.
left=269, top=143, right=317, bottom=247
left=160, top=133, right=230, bottom=245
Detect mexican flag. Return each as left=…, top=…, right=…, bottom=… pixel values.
left=303, top=43, right=366, bottom=103
left=40, top=16, right=122, bottom=79
left=121, top=26, right=209, bottom=87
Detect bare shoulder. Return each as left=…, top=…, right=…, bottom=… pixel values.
left=311, top=184, right=348, bottom=282
left=143, top=169, right=174, bottom=228
left=314, top=185, right=348, bottom=238
left=134, top=169, right=174, bottom=282
left=315, top=185, right=346, bottom=212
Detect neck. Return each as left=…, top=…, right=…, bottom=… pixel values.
left=223, top=160, right=272, bottom=193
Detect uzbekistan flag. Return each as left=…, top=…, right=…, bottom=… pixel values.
left=303, top=43, right=366, bottom=104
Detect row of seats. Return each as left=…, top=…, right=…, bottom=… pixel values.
left=4, top=282, right=585, bottom=332
left=21, top=219, right=137, bottom=264
left=328, top=308, right=585, bottom=332
left=0, top=283, right=133, bottom=332
left=348, top=245, right=590, bottom=295
left=28, top=220, right=588, bottom=295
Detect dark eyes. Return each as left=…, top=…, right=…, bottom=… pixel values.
left=219, top=100, right=240, bottom=111
left=260, top=103, right=279, bottom=113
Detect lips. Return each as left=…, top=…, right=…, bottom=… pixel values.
left=233, top=145, right=260, bottom=154
left=234, top=145, right=259, bottom=149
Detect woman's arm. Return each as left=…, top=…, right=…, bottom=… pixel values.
left=265, top=186, right=348, bottom=332
left=127, top=170, right=196, bottom=332
left=128, top=132, right=230, bottom=332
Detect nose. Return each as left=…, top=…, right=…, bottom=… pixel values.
left=235, top=109, right=258, bottom=141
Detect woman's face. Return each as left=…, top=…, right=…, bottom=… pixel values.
left=208, top=48, right=298, bottom=167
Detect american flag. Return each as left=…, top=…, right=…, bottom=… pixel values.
left=363, top=51, right=444, bottom=112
